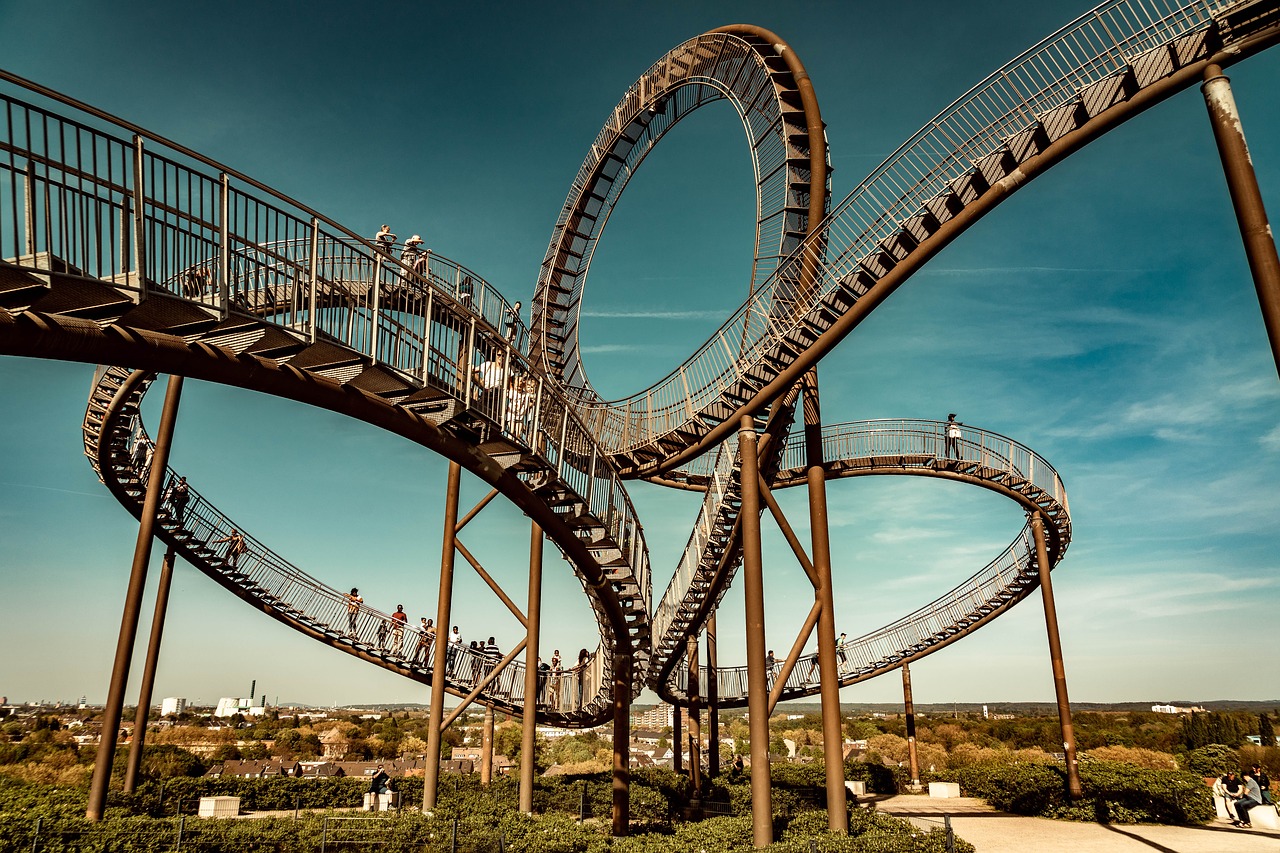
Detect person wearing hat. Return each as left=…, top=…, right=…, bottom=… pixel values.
left=945, top=413, right=962, bottom=458
left=400, top=234, right=424, bottom=282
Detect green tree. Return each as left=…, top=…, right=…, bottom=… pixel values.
left=1260, top=714, right=1275, bottom=747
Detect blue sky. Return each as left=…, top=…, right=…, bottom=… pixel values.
left=1, top=0, right=1277, bottom=709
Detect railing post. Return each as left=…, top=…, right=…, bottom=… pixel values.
left=218, top=173, right=230, bottom=318
left=421, top=289, right=434, bottom=385
left=124, top=546, right=177, bottom=793
left=131, top=135, right=149, bottom=296
left=308, top=218, right=320, bottom=343
left=23, top=160, right=35, bottom=258
left=86, top=375, right=184, bottom=822
left=371, top=255, right=382, bottom=364
left=463, top=318, right=477, bottom=408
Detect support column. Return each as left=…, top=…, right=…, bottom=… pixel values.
left=671, top=702, right=683, bottom=774
left=902, top=664, right=920, bottom=789
left=611, top=652, right=631, bottom=836
left=124, top=546, right=176, bottom=793
left=519, top=520, right=544, bottom=814
left=687, top=636, right=702, bottom=800
left=1031, top=512, right=1081, bottom=799
left=706, top=616, right=720, bottom=778
left=1202, top=65, right=1280, bottom=379
left=803, top=374, right=847, bottom=832
left=87, top=374, right=184, bottom=822
left=739, top=414, right=773, bottom=847
left=481, top=705, right=495, bottom=785
left=423, top=461, right=462, bottom=811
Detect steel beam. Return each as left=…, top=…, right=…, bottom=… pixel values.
left=1202, top=64, right=1280, bottom=379
left=481, top=705, right=495, bottom=785
left=611, top=652, right=631, bottom=836
left=1031, top=511, right=1081, bottom=799
left=687, top=636, right=702, bottom=799
left=706, top=615, right=720, bottom=778
left=902, top=663, right=920, bottom=788
left=87, top=374, right=183, bottom=822
left=519, top=520, right=544, bottom=814
left=803, top=372, right=847, bottom=832
left=423, top=461, right=461, bottom=811
left=123, top=546, right=176, bottom=793
left=739, top=415, right=772, bottom=847
left=672, top=701, right=683, bottom=774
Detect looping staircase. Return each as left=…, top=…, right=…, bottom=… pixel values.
left=657, top=419, right=1073, bottom=705
left=81, top=364, right=615, bottom=725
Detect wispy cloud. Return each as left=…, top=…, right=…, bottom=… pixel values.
left=1261, top=423, right=1280, bottom=454
left=580, top=343, right=669, bottom=354
left=0, top=481, right=108, bottom=499
left=925, top=266, right=1158, bottom=275
left=581, top=308, right=731, bottom=321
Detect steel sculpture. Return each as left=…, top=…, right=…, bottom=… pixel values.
left=2, top=0, right=1279, bottom=843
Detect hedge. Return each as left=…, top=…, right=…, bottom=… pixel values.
left=951, top=760, right=1214, bottom=825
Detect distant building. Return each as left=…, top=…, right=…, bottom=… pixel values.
left=161, top=697, right=187, bottom=716
left=633, top=706, right=672, bottom=729
left=214, top=696, right=267, bottom=718
left=1151, top=704, right=1206, bottom=714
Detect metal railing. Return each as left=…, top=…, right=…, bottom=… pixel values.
left=661, top=418, right=1071, bottom=700
left=85, top=366, right=608, bottom=720
left=565, top=0, right=1240, bottom=455
left=2, top=68, right=650, bottom=691
left=674, top=523, right=1040, bottom=702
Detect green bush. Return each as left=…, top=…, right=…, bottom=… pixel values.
left=843, top=759, right=900, bottom=794
left=1184, top=744, right=1239, bottom=777
left=952, top=759, right=1213, bottom=825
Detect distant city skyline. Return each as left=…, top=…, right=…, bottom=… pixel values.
left=1, top=0, right=1278, bottom=708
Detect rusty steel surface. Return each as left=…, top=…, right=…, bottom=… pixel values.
left=4, top=0, right=1280, bottom=837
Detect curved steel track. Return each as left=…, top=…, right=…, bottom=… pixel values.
left=1, top=0, right=1277, bottom=720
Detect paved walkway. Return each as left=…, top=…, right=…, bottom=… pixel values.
left=874, top=794, right=1280, bottom=852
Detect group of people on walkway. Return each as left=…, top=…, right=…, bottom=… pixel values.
left=337, top=589, right=592, bottom=710
left=1215, top=765, right=1273, bottom=828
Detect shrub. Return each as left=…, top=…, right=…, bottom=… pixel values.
left=1183, top=744, right=1239, bottom=777
left=953, top=759, right=1213, bottom=825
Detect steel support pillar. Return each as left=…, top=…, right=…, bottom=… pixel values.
left=739, top=414, right=773, bottom=847
left=123, top=546, right=176, bottom=793
left=1031, top=512, right=1082, bottom=799
left=519, top=520, right=544, bottom=814
left=803, top=374, right=847, bottom=832
left=687, top=636, right=702, bottom=799
left=902, top=663, right=920, bottom=788
left=671, top=702, right=683, bottom=774
left=423, top=461, right=462, bottom=811
left=481, top=705, right=495, bottom=785
left=611, top=652, right=631, bottom=836
left=706, top=616, right=720, bottom=778
left=86, top=374, right=184, bottom=822
left=1202, top=64, right=1280, bottom=379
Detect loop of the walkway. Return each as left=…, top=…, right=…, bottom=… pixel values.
left=653, top=419, right=1072, bottom=705
left=83, top=367, right=609, bottom=724
left=530, top=26, right=830, bottom=406
left=0, top=71, right=651, bottom=711
left=555, top=0, right=1280, bottom=479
